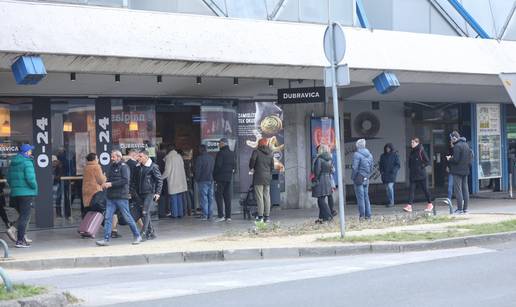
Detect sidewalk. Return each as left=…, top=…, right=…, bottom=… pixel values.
left=1, top=198, right=515, bottom=269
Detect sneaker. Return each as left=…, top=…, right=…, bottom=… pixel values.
left=331, top=210, right=338, bottom=217
left=95, top=239, right=110, bottom=246
left=147, top=232, right=157, bottom=240
left=255, top=216, right=263, bottom=222
left=403, top=205, right=412, bottom=212
left=263, top=216, right=270, bottom=223
left=454, top=209, right=463, bottom=214
left=225, top=218, right=232, bottom=223
left=6, top=226, right=17, bottom=242
left=132, top=236, right=142, bottom=245
left=24, top=235, right=32, bottom=244
left=424, top=203, right=434, bottom=212
left=15, top=240, right=30, bottom=248
left=111, top=231, right=122, bottom=239
left=215, top=217, right=226, bottom=223
left=201, top=217, right=209, bottom=221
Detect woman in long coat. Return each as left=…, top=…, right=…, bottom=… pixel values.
left=162, top=145, right=188, bottom=218
left=312, top=145, right=333, bottom=223
left=82, top=153, right=106, bottom=210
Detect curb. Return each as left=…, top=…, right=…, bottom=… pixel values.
left=0, top=291, right=70, bottom=307
left=1, top=231, right=516, bottom=271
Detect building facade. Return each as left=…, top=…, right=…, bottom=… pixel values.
left=0, top=0, right=515, bottom=228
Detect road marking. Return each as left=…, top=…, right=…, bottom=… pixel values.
left=11, top=247, right=494, bottom=306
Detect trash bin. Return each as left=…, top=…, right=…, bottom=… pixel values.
left=270, top=172, right=281, bottom=206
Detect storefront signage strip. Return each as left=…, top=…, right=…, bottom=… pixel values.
left=95, top=99, right=112, bottom=169
left=277, top=87, right=326, bottom=104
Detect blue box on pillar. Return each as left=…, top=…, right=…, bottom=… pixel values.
left=11, top=56, right=47, bottom=85
left=373, top=72, right=400, bottom=94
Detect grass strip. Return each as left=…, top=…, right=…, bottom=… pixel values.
left=320, top=219, right=516, bottom=243
left=0, top=284, right=46, bottom=301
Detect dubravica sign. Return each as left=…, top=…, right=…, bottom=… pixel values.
left=277, top=87, right=326, bottom=104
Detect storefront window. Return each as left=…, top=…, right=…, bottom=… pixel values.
left=111, top=99, right=156, bottom=157
left=51, top=99, right=96, bottom=224
left=0, top=98, right=33, bottom=223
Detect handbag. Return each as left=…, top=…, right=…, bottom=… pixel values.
left=354, top=173, right=366, bottom=185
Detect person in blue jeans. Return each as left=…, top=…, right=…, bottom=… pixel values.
left=351, top=139, right=374, bottom=220
left=195, top=145, right=215, bottom=220
left=96, top=150, right=142, bottom=246
left=379, top=143, right=400, bottom=207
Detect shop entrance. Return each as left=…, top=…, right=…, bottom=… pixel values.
left=155, top=104, right=201, bottom=157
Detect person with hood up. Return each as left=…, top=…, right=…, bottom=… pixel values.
left=404, top=137, right=433, bottom=213
left=213, top=138, right=236, bottom=222
left=351, top=139, right=374, bottom=220
left=379, top=143, right=400, bottom=207
left=249, top=138, right=274, bottom=223
left=446, top=131, right=472, bottom=214
left=7, top=144, right=38, bottom=248
left=312, top=144, right=334, bottom=223
left=161, top=144, right=188, bottom=218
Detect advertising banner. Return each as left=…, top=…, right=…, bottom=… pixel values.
left=237, top=102, right=284, bottom=193
left=310, top=117, right=339, bottom=185
left=477, top=104, right=501, bottom=179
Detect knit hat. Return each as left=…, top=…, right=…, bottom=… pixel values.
left=19, top=144, right=34, bottom=154
left=356, top=139, right=366, bottom=149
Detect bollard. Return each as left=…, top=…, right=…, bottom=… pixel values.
left=0, top=239, right=9, bottom=259
left=0, top=267, right=13, bottom=292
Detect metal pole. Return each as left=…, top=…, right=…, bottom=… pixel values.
left=328, top=22, right=346, bottom=238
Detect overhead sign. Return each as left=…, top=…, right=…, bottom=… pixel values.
left=277, top=87, right=326, bottom=104
left=323, top=22, right=346, bottom=64
left=500, top=73, right=516, bottom=107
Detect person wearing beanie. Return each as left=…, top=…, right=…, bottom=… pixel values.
left=404, top=138, right=433, bottom=213
left=7, top=144, right=38, bottom=248
left=351, top=139, right=374, bottom=220
left=379, top=143, right=400, bottom=207
left=446, top=131, right=472, bottom=214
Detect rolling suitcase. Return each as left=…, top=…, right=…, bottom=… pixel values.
left=78, top=211, right=103, bottom=238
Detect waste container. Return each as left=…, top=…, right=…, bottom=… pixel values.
left=270, top=172, right=281, bottom=206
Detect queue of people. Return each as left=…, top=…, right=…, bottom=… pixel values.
left=3, top=130, right=474, bottom=248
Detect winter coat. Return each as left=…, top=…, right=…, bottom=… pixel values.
left=213, top=145, right=236, bottom=183
left=379, top=150, right=400, bottom=183
left=449, top=137, right=472, bottom=176
left=249, top=145, right=274, bottom=186
left=82, top=160, right=106, bottom=207
left=131, top=161, right=163, bottom=196
left=312, top=152, right=333, bottom=198
left=106, top=161, right=131, bottom=200
left=409, top=144, right=430, bottom=182
left=351, top=148, right=374, bottom=185
left=162, top=150, right=188, bottom=195
left=194, top=153, right=215, bottom=182
left=7, top=154, right=38, bottom=197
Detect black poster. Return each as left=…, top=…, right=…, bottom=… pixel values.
left=237, top=102, right=285, bottom=193
left=32, top=98, right=53, bottom=228
left=277, top=87, right=326, bottom=105
left=95, top=98, right=112, bottom=172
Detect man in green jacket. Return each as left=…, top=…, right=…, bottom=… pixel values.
left=7, top=144, right=38, bottom=248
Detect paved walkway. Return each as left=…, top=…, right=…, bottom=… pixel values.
left=2, top=198, right=515, bottom=262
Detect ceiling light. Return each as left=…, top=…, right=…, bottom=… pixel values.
left=233, top=77, right=239, bottom=85
left=157, top=75, right=162, bottom=83
left=70, top=72, right=76, bottom=81
left=268, top=79, right=274, bottom=87
left=196, top=76, right=202, bottom=84
left=115, top=74, right=120, bottom=83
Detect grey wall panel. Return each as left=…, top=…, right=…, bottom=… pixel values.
left=393, top=0, right=430, bottom=34
left=275, top=0, right=300, bottom=22
left=460, top=0, right=497, bottom=37
left=363, top=0, right=393, bottom=30
left=330, top=0, right=354, bottom=26
left=299, top=0, right=328, bottom=23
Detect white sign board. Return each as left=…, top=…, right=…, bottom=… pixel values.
left=477, top=104, right=501, bottom=179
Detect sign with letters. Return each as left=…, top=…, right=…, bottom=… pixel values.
left=277, top=87, right=326, bottom=105
left=95, top=99, right=112, bottom=171
left=32, top=98, right=53, bottom=228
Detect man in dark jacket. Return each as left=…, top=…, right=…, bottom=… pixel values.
left=379, top=143, right=400, bottom=207
left=195, top=145, right=215, bottom=220
left=404, top=138, right=433, bottom=213
left=446, top=131, right=472, bottom=214
left=213, top=138, right=236, bottom=222
left=249, top=139, right=274, bottom=222
left=131, top=150, right=163, bottom=240
left=96, top=150, right=142, bottom=246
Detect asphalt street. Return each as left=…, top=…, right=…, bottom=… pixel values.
left=9, top=241, right=516, bottom=307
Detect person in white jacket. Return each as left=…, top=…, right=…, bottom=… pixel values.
left=161, top=144, right=188, bottom=218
